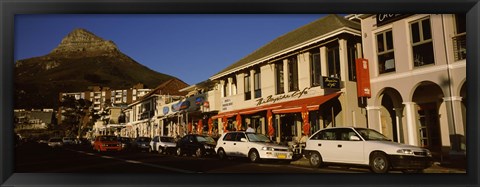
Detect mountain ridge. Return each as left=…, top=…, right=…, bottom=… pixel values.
left=15, top=28, right=188, bottom=109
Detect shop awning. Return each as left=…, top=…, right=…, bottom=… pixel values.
left=212, top=92, right=341, bottom=118
left=272, top=92, right=341, bottom=114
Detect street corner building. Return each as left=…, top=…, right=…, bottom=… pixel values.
left=356, top=14, right=466, bottom=159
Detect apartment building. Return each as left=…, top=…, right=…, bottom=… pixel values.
left=356, top=14, right=466, bottom=157
left=58, top=83, right=152, bottom=122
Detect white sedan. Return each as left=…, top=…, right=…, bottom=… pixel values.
left=150, top=136, right=176, bottom=154
left=215, top=132, right=293, bottom=162
left=303, top=127, right=433, bottom=173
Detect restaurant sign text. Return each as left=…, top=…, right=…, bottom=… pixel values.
left=255, top=87, right=311, bottom=106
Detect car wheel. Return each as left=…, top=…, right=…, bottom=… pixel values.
left=309, top=152, right=323, bottom=168
left=248, top=150, right=260, bottom=163
left=370, top=152, right=390, bottom=173
left=176, top=147, right=183, bottom=156
left=158, top=147, right=164, bottom=154
left=195, top=148, right=204, bottom=158
left=217, top=148, right=227, bottom=160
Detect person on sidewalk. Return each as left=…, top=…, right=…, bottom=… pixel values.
left=246, top=124, right=255, bottom=133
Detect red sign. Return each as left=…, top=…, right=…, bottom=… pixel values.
left=355, top=58, right=371, bottom=98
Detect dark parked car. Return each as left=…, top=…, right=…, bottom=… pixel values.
left=118, top=137, right=134, bottom=151
left=176, top=134, right=216, bottom=157
left=131, top=137, right=152, bottom=152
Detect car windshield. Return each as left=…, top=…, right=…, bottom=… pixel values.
left=246, top=133, right=271, bottom=143
left=160, top=137, right=175, bottom=142
left=100, top=136, right=118, bottom=141
left=196, top=136, right=215, bottom=143
left=354, top=128, right=391, bottom=141
left=137, top=137, right=151, bottom=142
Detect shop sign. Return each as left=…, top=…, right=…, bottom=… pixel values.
left=195, top=96, right=204, bottom=105
left=376, top=14, right=412, bottom=26
left=255, top=87, right=310, bottom=106
left=222, top=98, right=233, bottom=111
left=180, top=101, right=190, bottom=110
left=355, top=58, right=371, bottom=98
left=171, top=102, right=181, bottom=112
left=163, top=106, right=169, bottom=115
left=321, top=77, right=340, bottom=89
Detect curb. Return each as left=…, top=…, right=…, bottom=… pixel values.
left=290, top=157, right=466, bottom=173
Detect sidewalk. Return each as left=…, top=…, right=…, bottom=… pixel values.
left=290, top=156, right=466, bottom=173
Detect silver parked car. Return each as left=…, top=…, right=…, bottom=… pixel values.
left=48, top=138, right=64, bottom=148
left=150, top=136, right=176, bottom=154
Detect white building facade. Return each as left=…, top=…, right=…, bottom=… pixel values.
left=357, top=14, right=466, bottom=158
left=209, top=15, right=366, bottom=144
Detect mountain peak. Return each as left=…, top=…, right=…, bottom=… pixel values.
left=51, top=28, right=119, bottom=55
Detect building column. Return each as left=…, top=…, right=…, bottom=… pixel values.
left=394, top=107, right=405, bottom=143
left=366, top=105, right=381, bottom=132
left=356, top=43, right=363, bottom=58
left=220, top=80, right=225, bottom=98
left=283, top=59, right=289, bottom=94
left=236, top=73, right=245, bottom=94
left=320, top=46, right=328, bottom=77
left=228, top=77, right=233, bottom=96
left=338, top=39, right=348, bottom=82
left=443, top=96, right=466, bottom=152
left=403, top=102, right=419, bottom=146
left=219, top=118, right=225, bottom=134
left=250, top=69, right=255, bottom=99
left=298, top=52, right=311, bottom=88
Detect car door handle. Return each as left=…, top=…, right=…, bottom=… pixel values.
left=338, top=144, right=342, bottom=148
left=223, top=142, right=226, bottom=145
left=233, top=143, right=236, bottom=145
left=318, top=143, right=321, bottom=146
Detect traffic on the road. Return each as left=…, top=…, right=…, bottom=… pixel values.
left=13, top=127, right=457, bottom=174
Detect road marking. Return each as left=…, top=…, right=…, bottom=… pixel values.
left=67, top=148, right=196, bottom=173
left=125, top=160, right=142, bottom=164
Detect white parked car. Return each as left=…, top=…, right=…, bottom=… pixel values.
left=48, top=138, right=64, bottom=148
left=303, top=127, right=433, bottom=173
left=215, top=131, right=293, bottom=163
left=150, top=136, right=176, bottom=154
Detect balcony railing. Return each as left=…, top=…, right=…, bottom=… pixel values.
left=453, top=33, right=466, bottom=61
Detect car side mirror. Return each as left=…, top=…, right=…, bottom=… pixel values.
left=350, top=135, right=361, bottom=141
left=240, top=138, right=247, bottom=142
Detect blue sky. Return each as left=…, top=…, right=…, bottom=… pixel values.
left=15, top=14, right=332, bottom=85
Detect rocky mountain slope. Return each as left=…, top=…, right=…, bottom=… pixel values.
left=15, top=28, right=187, bottom=109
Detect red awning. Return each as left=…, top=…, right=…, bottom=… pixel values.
left=272, top=92, right=341, bottom=114
left=212, top=92, right=341, bottom=118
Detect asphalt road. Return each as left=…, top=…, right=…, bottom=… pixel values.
left=15, top=142, right=367, bottom=174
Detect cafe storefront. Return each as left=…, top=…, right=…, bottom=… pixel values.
left=213, top=86, right=343, bottom=144
left=207, top=15, right=366, bottom=144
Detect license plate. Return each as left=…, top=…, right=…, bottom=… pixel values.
left=277, top=154, right=286, bottom=159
